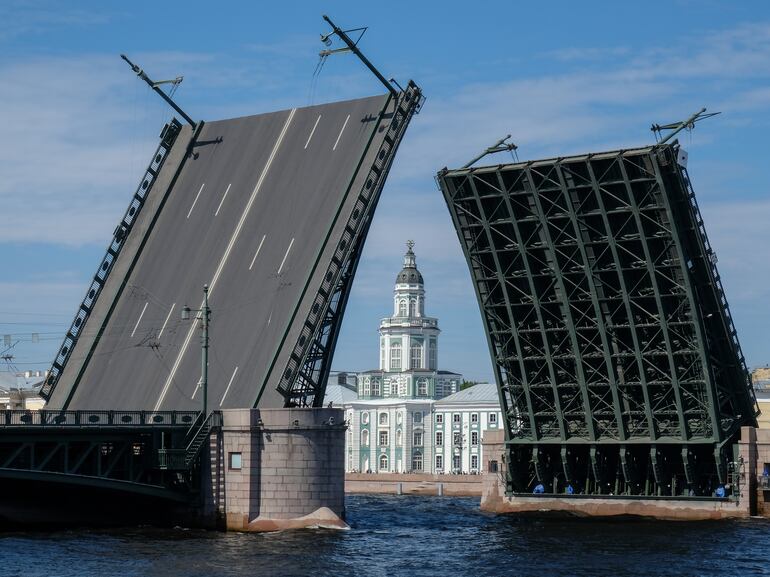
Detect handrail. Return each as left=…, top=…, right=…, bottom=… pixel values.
left=0, top=410, right=200, bottom=428
left=40, top=118, right=184, bottom=401
left=183, top=411, right=223, bottom=467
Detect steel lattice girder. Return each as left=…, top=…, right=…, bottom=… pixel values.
left=438, top=144, right=757, bottom=454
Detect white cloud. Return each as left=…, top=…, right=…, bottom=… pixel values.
left=4, top=18, right=770, bottom=377
left=0, top=1, right=109, bottom=42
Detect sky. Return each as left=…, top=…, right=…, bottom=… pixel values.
left=1, top=0, right=769, bottom=385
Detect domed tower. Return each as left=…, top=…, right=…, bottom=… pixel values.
left=379, top=241, right=440, bottom=380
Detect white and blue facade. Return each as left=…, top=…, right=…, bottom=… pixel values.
left=326, top=242, right=503, bottom=474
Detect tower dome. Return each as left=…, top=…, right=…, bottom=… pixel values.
left=395, top=240, right=423, bottom=285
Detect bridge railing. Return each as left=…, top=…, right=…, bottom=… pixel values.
left=0, top=410, right=200, bottom=427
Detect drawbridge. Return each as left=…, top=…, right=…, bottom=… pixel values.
left=438, top=136, right=758, bottom=498
left=0, top=16, right=422, bottom=516
left=39, top=25, right=422, bottom=413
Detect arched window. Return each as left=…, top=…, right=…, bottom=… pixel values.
left=411, top=343, right=423, bottom=370
left=379, top=454, right=389, bottom=471
left=390, top=342, right=401, bottom=370
left=398, top=300, right=408, bottom=317
left=371, top=379, right=381, bottom=397
left=362, top=429, right=369, bottom=446
left=412, top=451, right=423, bottom=472
left=409, top=299, right=417, bottom=317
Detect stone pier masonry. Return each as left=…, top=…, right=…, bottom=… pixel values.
left=202, top=408, right=348, bottom=531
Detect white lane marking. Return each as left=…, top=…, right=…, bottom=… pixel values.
left=158, top=303, right=175, bottom=339
left=214, top=183, right=232, bottom=216
left=304, top=114, right=322, bottom=149
left=249, top=234, right=266, bottom=270
left=186, top=183, right=205, bottom=219
left=219, top=366, right=239, bottom=407
left=332, top=114, right=350, bottom=151
left=153, top=109, right=297, bottom=411
left=277, top=237, right=295, bottom=275
left=130, top=302, right=149, bottom=338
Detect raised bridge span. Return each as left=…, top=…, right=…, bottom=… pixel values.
left=42, top=83, right=422, bottom=411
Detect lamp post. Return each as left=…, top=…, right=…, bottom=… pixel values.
left=182, top=284, right=210, bottom=416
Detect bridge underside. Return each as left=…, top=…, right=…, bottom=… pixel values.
left=438, top=144, right=758, bottom=497
left=42, top=83, right=421, bottom=411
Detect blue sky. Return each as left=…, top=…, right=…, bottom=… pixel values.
left=1, top=0, right=769, bottom=384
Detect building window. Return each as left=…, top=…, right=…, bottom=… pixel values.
left=471, top=413, right=478, bottom=423
left=436, top=455, right=443, bottom=470
left=416, top=378, right=428, bottom=397
left=453, top=413, right=461, bottom=423
left=229, top=452, right=242, bottom=470
left=453, top=432, right=461, bottom=446
left=436, top=413, right=443, bottom=424
left=409, top=299, right=417, bottom=317
left=453, top=455, right=461, bottom=472
left=380, top=339, right=386, bottom=369
left=371, top=379, right=381, bottom=397
left=471, top=431, right=479, bottom=446
left=429, top=340, right=437, bottom=370
left=489, top=413, right=497, bottom=424
left=362, top=412, right=370, bottom=425
left=471, top=455, right=479, bottom=471
left=362, top=430, right=369, bottom=446
left=398, top=300, right=408, bottom=317
left=390, top=342, right=401, bottom=370
left=436, top=431, right=443, bottom=446
left=379, top=454, right=389, bottom=471
left=379, top=412, right=388, bottom=426
left=412, top=452, right=423, bottom=471
left=413, top=431, right=423, bottom=446
left=411, top=343, right=423, bottom=370
left=379, top=430, right=389, bottom=446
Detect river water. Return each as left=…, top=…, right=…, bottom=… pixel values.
left=1, top=495, right=769, bottom=577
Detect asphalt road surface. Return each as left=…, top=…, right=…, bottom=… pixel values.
left=48, top=93, right=392, bottom=410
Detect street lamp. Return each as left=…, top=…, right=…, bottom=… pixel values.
left=181, top=284, right=210, bottom=416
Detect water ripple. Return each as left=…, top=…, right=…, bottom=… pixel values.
left=1, top=495, right=769, bottom=577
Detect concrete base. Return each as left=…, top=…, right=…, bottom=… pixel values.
left=202, top=407, right=347, bottom=532
left=481, top=481, right=747, bottom=520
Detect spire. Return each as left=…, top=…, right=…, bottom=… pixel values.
left=396, top=240, right=423, bottom=284
left=404, top=240, right=416, bottom=268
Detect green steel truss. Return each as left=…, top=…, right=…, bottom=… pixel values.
left=438, top=144, right=758, bottom=497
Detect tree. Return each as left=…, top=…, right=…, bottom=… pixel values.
left=460, top=380, right=479, bottom=391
